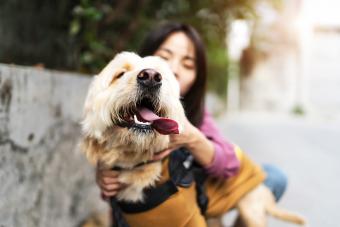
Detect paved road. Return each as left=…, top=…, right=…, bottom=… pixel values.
left=217, top=112, right=340, bottom=227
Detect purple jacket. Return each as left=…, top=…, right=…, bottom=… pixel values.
left=198, top=110, right=240, bottom=178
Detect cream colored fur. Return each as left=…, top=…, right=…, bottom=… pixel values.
left=236, top=184, right=306, bottom=227
left=208, top=184, right=306, bottom=227
left=81, top=52, right=185, bottom=202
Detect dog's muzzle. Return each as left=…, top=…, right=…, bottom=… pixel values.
left=113, top=69, right=179, bottom=135
left=137, top=69, right=162, bottom=89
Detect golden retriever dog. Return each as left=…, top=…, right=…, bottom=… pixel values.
left=81, top=52, right=185, bottom=202
left=80, top=52, right=305, bottom=227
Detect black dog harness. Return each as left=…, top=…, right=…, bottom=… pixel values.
left=110, top=148, right=208, bottom=227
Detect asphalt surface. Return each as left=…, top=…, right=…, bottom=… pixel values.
left=217, top=112, right=340, bottom=227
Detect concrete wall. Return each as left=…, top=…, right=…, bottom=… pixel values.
left=0, top=64, right=108, bottom=227
left=239, top=29, right=340, bottom=118
left=306, top=31, right=340, bottom=117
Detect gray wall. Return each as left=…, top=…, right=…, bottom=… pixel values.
left=0, top=64, right=108, bottom=227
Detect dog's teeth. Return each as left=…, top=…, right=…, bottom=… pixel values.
left=133, top=115, right=151, bottom=125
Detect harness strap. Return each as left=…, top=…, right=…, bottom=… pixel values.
left=116, top=180, right=178, bottom=213
left=111, top=148, right=208, bottom=227
left=111, top=199, right=130, bottom=227
left=193, top=167, right=209, bottom=214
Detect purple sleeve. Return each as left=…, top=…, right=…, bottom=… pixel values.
left=198, top=109, right=240, bottom=178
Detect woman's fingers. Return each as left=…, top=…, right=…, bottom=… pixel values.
left=96, top=169, right=119, bottom=183
left=100, top=169, right=120, bottom=177
left=152, top=149, right=173, bottom=161
left=99, top=181, right=123, bottom=190
left=101, top=182, right=128, bottom=197
left=153, top=149, right=171, bottom=160
left=95, top=168, right=128, bottom=198
left=96, top=174, right=123, bottom=190
left=102, top=189, right=119, bottom=197
left=99, top=181, right=126, bottom=197
left=99, top=176, right=120, bottom=185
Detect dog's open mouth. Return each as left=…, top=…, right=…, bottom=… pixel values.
left=114, top=97, right=179, bottom=135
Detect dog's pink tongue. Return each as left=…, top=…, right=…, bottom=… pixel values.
left=137, top=107, right=179, bottom=135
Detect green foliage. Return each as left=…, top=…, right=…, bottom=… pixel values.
left=69, top=0, right=271, bottom=97
left=292, top=105, right=306, bottom=116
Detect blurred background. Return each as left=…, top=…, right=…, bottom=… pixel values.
left=0, top=0, right=339, bottom=226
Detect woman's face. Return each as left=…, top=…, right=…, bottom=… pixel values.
left=154, top=32, right=196, bottom=96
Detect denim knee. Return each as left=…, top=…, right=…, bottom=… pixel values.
left=262, top=164, right=288, bottom=202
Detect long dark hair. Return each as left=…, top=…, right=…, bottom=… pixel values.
left=139, top=22, right=207, bottom=127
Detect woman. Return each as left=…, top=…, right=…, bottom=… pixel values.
left=96, top=22, right=287, bottom=227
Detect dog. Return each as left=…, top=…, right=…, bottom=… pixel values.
left=80, top=52, right=305, bottom=227
left=81, top=52, right=186, bottom=202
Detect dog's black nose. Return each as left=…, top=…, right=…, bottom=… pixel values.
left=137, top=69, right=162, bottom=88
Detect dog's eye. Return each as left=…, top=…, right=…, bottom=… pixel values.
left=116, top=70, right=126, bottom=79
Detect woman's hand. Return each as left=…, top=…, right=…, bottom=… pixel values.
left=167, top=116, right=215, bottom=167
left=150, top=118, right=196, bottom=161
left=96, top=167, right=127, bottom=199
left=151, top=116, right=214, bottom=167
left=151, top=148, right=174, bottom=161
left=168, top=117, right=201, bottom=149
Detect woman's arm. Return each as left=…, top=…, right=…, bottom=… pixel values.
left=198, top=110, right=240, bottom=178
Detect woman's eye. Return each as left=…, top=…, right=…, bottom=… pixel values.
left=182, top=59, right=195, bottom=70
left=159, top=55, right=169, bottom=61
left=183, top=63, right=195, bottom=70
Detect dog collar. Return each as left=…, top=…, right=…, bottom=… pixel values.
left=111, top=159, right=160, bottom=171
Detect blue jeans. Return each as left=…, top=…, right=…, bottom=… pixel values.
left=262, top=164, right=288, bottom=202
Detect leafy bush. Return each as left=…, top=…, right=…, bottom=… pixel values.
left=1, top=0, right=277, bottom=97
left=69, top=0, right=267, bottom=97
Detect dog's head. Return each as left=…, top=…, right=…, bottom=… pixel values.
left=81, top=52, right=185, bottom=165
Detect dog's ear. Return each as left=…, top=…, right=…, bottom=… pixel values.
left=97, top=51, right=140, bottom=85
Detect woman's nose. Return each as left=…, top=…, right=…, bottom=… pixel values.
left=168, top=60, right=180, bottom=77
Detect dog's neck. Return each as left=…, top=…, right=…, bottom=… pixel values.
left=98, top=128, right=169, bottom=169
